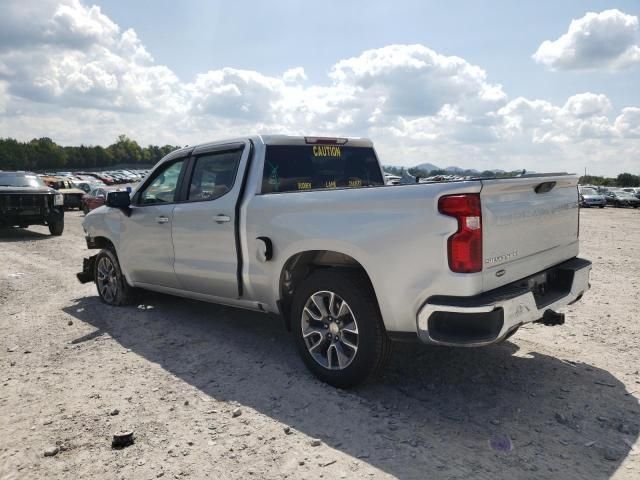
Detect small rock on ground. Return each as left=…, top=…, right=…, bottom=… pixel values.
left=44, top=446, right=59, bottom=457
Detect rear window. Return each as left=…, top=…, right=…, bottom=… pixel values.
left=262, top=145, right=384, bottom=194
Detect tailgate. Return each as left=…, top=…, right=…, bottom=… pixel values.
left=480, top=175, right=580, bottom=291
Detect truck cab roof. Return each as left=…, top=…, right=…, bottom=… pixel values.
left=162, top=135, right=374, bottom=164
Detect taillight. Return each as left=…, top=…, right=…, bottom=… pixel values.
left=438, top=194, right=482, bottom=273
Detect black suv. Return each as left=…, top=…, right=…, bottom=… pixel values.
left=0, top=172, right=65, bottom=235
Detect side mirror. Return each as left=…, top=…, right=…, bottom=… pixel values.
left=106, top=191, right=131, bottom=209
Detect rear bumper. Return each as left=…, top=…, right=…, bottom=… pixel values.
left=416, top=257, right=591, bottom=347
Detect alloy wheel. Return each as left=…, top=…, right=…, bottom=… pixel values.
left=96, top=256, right=118, bottom=303
left=301, top=290, right=359, bottom=370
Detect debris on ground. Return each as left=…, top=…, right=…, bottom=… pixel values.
left=111, top=431, right=134, bottom=449
left=44, top=446, right=59, bottom=457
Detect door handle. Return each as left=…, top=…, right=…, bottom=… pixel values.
left=155, top=216, right=169, bottom=224
left=214, top=214, right=231, bottom=224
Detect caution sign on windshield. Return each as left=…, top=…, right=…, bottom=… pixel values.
left=312, top=145, right=341, bottom=157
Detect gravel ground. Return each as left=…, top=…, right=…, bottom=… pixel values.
left=1, top=207, right=639, bottom=480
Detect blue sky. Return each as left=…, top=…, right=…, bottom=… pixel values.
left=0, top=0, right=639, bottom=175
left=97, top=0, right=640, bottom=108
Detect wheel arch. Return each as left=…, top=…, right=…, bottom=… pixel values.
left=89, top=235, right=116, bottom=251
left=277, top=249, right=381, bottom=332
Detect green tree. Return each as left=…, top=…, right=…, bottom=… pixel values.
left=617, top=172, right=640, bottom=187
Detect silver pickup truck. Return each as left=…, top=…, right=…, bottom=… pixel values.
left=78, top=135, right=591, bottom=387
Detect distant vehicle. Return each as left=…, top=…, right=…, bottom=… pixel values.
left=0, top=171, right=65, bottom=235
left=81, top=187, right=110, bottom=214
left=96, top=173, right=115, bottom=185
left=605, top=190, right=640, bottom=208
left=578, top=187, right=606, bottom=208
left=73, top=180, right=106, bottom=193
left=42, top=177, right=86, bottom=210
left=621, top=187, right=640, bottom=199
left=383, top=173, right=401, bottom=185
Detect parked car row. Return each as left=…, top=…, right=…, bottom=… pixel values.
left=31, top=169, right=148, bottom=211
left=579, top=185, right=640, bottom=208
left=43, top=169, right=150, bottom=186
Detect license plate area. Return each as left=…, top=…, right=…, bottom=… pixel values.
left=513, top=265, right=574, bottom=308
left=527, top=272, right=548, bottom=296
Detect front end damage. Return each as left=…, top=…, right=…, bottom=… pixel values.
left=77, top=255, right=97, bottom=284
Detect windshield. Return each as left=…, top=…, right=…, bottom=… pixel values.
left=0, top=173, right=47, bottom=188
left=580, top=188, right=598, bottom=195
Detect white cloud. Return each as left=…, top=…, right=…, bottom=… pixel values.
left=330, top=44, right=506, bottom=118
left=615, top=107, right=640, bottom=138
left=533, top=9, right=640, bottom=70
left=282, top=67, right=307, bottom=84
left=0, top=0, right=638, bottom=176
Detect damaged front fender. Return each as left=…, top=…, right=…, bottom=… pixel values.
left=76, top=255, right=97, bottom=284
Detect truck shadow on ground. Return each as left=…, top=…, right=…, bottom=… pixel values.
left=0, top=227, right=53, bottom=242
left=64, top=292, right=639, bottom=479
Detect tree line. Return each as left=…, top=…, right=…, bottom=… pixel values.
left=0, top=135, right=180, bottom=172
left=578, top=173, right=640, bottom=188
left=1, top=136, right=637, bottom=187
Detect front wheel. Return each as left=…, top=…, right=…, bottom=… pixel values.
left=48, top=218, right=64, bottom=236
left=291, top=269, right=392, bottom=388
left=94, top=249, right=135, bottom=306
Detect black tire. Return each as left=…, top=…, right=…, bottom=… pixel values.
left=48, top=218, right=64, bottom=236
left=599, top=205, right=605, bottom=209
left=291, top=269, right=392, bottom=388
left=83, top=205, right=89, bottom=215
left=93, top=248, right=135, bottom=306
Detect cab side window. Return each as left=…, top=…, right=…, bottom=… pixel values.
left=187, top=149, right=242, bottom=201
left=137, top=159, right=185, bottom=205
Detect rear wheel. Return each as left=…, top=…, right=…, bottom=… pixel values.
left=291, top=269, right=392, bottom=388
left=94, top=248, right=135, bottom=306
left=48, top=218, right=64, bottom=236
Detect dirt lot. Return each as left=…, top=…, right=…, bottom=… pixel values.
left=1, top=207, right=639, bottom=480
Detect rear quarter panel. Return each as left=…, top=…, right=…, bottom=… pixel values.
left=244, top=182, right=484, bottom=333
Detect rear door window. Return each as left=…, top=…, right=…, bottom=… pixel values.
left=262, top=145, right=384, bottom=193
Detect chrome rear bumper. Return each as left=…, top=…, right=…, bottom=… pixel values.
left=416, top=258, right=591, bottom=347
